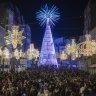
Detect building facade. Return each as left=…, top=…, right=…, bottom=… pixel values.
left=0, top=3, right=31, bottom=70
left=54, top=37, right=78, bottom=67
left=78, top=0, right=96, bottom=74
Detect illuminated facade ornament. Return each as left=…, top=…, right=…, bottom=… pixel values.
left=34, top=49, right=39, bottom=59
left=27, top=43, right=35, bottom=60
left=66, top=39, right=77, bottom=54
left=5, top=25, right=26, bottom=49
left=19, top=49, right=25, bottom=58
left=3, top=47, right=10, bottom=59
left=60, top=51, right=68, bottom=60
left=13, top=49, right=20, bottom=60
left=79, top=34, right=96, bottom=56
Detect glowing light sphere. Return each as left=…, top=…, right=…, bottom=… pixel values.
left=66, top=39, right=77, bottom=55
left=78, top=34, right=96, bottom=56
left=36, top=4, right=60, bottom=26
left=27, top=43, right=35, bottom=60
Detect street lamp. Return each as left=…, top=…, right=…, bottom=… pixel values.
left=27, top=43, right=39, bottom=65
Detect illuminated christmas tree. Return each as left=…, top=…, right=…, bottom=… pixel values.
left=36, top=4, right=60, bottom=67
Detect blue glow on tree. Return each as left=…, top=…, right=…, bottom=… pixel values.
left=36, top=4, right=60, bottom=67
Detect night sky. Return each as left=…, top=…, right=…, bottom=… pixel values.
left=1, top=0, right=88, bottom=48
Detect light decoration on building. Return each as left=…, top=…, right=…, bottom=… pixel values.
left=27, top=43, right=35, bottom=60
left=13, top=49, right=20, bottom=60
left=34, top=49, right=39, bottom=59
left=3, top=47, right=10, bottom=59
left=5, top=25, right=26, bottom=49
left=78, top=34, right=96, bottom=56
left=60, top=51, right=68, bottom=60
left=66, top=39, right=79, bottom=60
left=36, top=4, right=59, bottom=67
left=19, top=49, right=25, bottom=58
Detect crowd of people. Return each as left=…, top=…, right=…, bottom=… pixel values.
left=0, top=66, right=96, bottom=96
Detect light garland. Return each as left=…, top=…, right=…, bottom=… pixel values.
left=65, top=39, right=79, bottom=60
left=66, top=39, right=77, bottom=55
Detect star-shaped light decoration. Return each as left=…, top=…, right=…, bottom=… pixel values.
left=36, top=4, right=60, bottom=26
left=13, top=49, right=20, bottom=60
left=5, top=25, right=26, bottom=49
left=27, top=43, right=35, bottom=60
left=27, top=43, right=39, bottom=60
left=60, top=51, right=68, bottom=60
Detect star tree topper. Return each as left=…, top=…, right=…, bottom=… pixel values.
left=36, top=4, right=60, bottom=26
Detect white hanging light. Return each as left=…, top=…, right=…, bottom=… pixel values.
left=5, top=25, right=26, bottom=49
left=27, top=43, right=35, bottom=60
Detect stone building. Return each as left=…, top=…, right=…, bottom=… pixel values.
left=78, top=0, right=96, bottom=74
left=0, top=3, right=31, bottom=70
